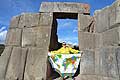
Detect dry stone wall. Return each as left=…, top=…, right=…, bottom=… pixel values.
left=0, top=12, right=53, bottom=80
left=0, top=1, right=120, bottom=80
left=77, top=0, right=120, bottom=80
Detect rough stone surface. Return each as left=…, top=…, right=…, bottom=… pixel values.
left=115, top=47, right=120, bottom=75
left=22, top=27, right=36, bottom=47
left=22, top=26, right=51, bottom=49
left=18, top=13, right=40, bottom=28
left=36, top=27, right=52, bottom=49
left=78, top=31, right=95, bottom=50
left=24, top=47, right=47, bottom=80
left=94, top=7, right=109, bottom=33
left=5, top=47, right=27, bottom=80
left=98, top=76, right=119, bottom=80
left=75, top=75, right=98, bottom=80
left=101, top=27, right=120, bottom=46
left=40, top=2, right=90, bottom=13
left=80, top=50, right=95, bottom=75
left=95, top=1, right=120, bottom=33
left=1, top=1, right=120, bottom=80
left=0, top=46, right=12, bottom=80
left=95, top=47, right=119, bottom=77
left=110, top=1, right=120, bottom=27
left=10, top=15, right=21, bottom=28
left=39, top=13, right=53, bottom=26
left=5, top=28, right=22, bottom=46
left=78, top=14, right=93, bottom=32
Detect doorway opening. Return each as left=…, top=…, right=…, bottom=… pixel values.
left=49, top=13, right=79, bottom=51
left=47, top=13, right=80, bottom=79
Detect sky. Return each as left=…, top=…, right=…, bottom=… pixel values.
left=0, top=0, right=115, bottom=44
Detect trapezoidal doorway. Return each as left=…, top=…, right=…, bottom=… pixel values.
left=47, top=13, right=80, bottom=79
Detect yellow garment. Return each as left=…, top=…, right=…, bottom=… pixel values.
left=51, top=46, right=80, bottom=54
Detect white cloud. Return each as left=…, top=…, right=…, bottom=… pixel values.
left=73, top=27, right=78, bottom=33
left=62, top=22, right=72, bottom=27
left=58, top=37, right=78, bottom=45
left=0, top=26, right=6, bottom=32
left=0, top=30, right=7, bottom=44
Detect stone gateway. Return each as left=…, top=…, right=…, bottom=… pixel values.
left=0, top=1, right=120, bottom=80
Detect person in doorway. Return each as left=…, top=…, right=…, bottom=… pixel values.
left=50, top=42, right=80, bottom=54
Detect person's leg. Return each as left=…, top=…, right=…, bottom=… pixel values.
left=46, top=60, right=52, bottom=79
left=72, top=62, right=80, bottom=78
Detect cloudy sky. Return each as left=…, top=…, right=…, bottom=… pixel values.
left=0, top=0, right=115, bottom=44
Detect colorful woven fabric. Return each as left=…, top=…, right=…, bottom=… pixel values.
left=48, top=52, right=82, bottom=77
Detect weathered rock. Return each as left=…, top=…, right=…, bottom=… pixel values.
left=95, top=47, right=119, bottom=77
left=109, top=1, right=120, bottom=27
left=94, top=7, right=109, bottom=33
left=75, top=75, right=98, bottom=80
left=18, top=13, right=40, bottom=28
left=36, top=27, right=52, bottom=49
left=115, top=47, right=120, bottom=75
left=5, top=47, right=27, bottom=80
left=101, top=27, right=120, bottom=46
left=40, top=2, right=90, bottom=13
left=24, top=47, right=47, bottom=80
left=39, top=13, right=53, bottom=26
left=98, top=76, right=119, bottom=80
left=80, top=50, right=95, bottom=75
left=78, top=31, right=95, bottom=50
left=5, top=28, right=22, bottom=46
left=22, top=26, right=51, bottom=49
left=78, top=14, right=93, bottom=32
left=0, top=46, right=12, bottom=80
left=22, top=27, right=36, bottom=47
left=10, top=15, right=21, bottom=28
left=95, top=0, right=120, bottom=33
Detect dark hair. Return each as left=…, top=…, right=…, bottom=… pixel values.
left=62, top=42, right=66, bottom=45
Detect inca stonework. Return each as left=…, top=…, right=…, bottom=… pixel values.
left=0, top=0, right=120, bottom=80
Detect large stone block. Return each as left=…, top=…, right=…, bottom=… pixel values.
left=78, top=14, right=93, bottom=32
left=80, top=50, right=95, bottom=75
left=24, top=47, right=48, bottom=80
left=39, top=13, right=53, bottom=26
left=5, top=28, right=22, bottom=46
left=0, top=46, right=12, bottom=80
left=78, top=31, right=95, bottom=50
left=22, top=27, right=36, bottom=47
left=94, top=1, right=120, bottom=33
left=10, top=15, right=21, bottom=28
left=40, top=2, right=90, bottom=13
left=36, top=27, right=52, bottom=49
left=18, top=13, right=40, bottom=28
left=94, top=7, right=109, bottom=33
left=98, top=76, right=119, bottom=80
left=75, top=75, right=98, bottom=80
left=115, top=47, right=120, bottom=75
left=95, top=47, right=119, bottom=77
left=109, top=0, right=120, bottom=27
left=22, top=26, right=51, bottom=49
left=101, top=27, right=120, bottom=46
left=5, top=47, right=27, bottom=80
